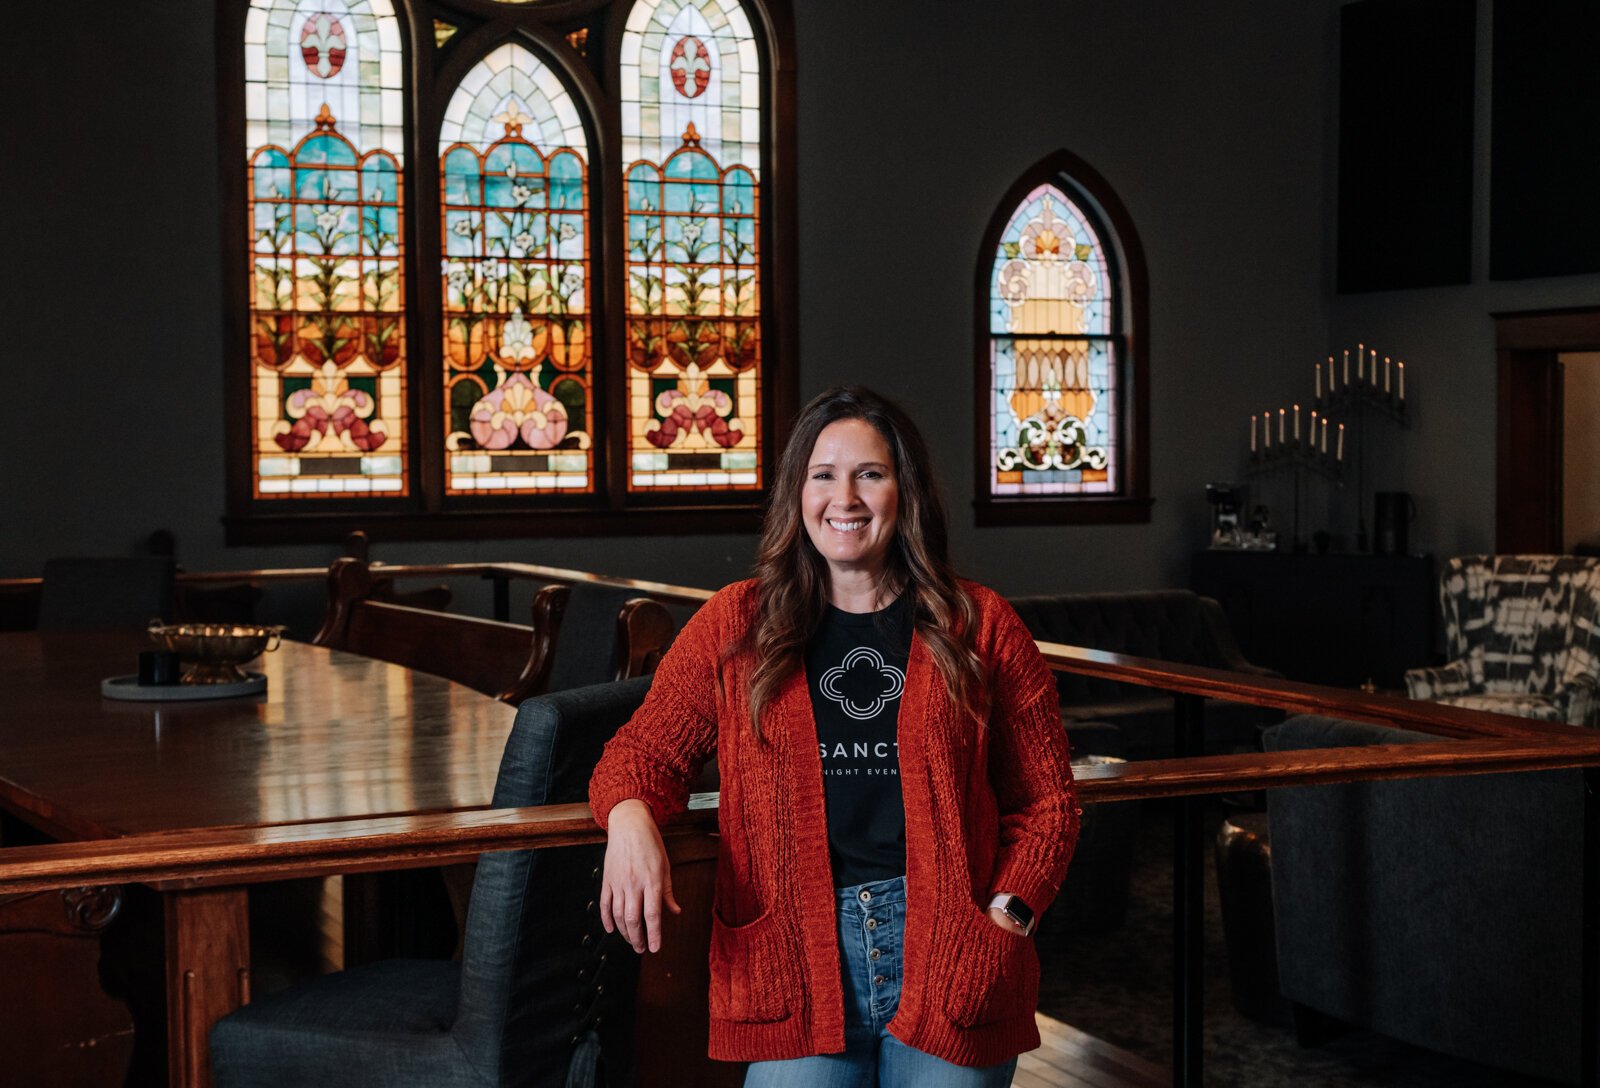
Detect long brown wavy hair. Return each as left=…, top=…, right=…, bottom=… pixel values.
left=728, top=386, right=986, bottom=738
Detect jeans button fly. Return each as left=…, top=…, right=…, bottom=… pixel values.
left=873, top=975, right=885, bottom=986
left=869, top=948, right=881, bottom=960
left=865, top=918, right=877, bottom=930
left=858, top=889, right=871, bottom=903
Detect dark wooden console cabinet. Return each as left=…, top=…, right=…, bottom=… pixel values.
left=1191, top=551, right=1436, bottom=690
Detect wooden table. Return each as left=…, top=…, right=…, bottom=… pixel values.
left=0, top=630, right=516, bottom=1088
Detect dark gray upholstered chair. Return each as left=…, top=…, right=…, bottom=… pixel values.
left=538, top=583, right=681, bottom=694
left=432, top=583, right=685, bottom=936
left=1265, top=714, right=1585, bottom=1083
left=210, top=678, right=651, bottom=1088
left=37, top=556, right=176, bottom=629
left=1008, top=589, right=1279, bottom=757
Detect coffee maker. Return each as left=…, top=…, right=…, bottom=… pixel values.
left=1373, top=491, right=1416, bottom=555
left=1205, top=483, right=1245, bottom=549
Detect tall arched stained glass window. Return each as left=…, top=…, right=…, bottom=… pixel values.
left=244, top=0, right=407, bottom=497
left=977, top=152, right=1150, bottom=525
left=439, top=43, right=593, bottom=495
left=226, top=0, right=796, bottom=540
left=621, top=0, right=763, bottom=492
left=991, top=186, right=1114, bottom=492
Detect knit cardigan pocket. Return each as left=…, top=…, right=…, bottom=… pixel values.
left=708, top=905, right=791, bottom=1025
left=941, top=902, right=1040, bottom=1028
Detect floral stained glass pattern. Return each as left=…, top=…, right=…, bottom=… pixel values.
left=440, top=43, right=593, bottom=493
left=245, top=0, right=407, bottom=496
left=621, top=0, right=762, bottom=491
left=989, top=184, right=1116, bottom=495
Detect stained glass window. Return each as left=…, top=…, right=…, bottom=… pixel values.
left=245, top=0, right=407, bottom=497
left=439, top=43, right=593, bottom=494
left=231, top=0, right=790, bottom=534
left=988, top=184, right=1117, bottom=496
left=621, top=0, right=763, bottom=492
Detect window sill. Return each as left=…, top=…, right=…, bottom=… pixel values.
left=223, top=504, right=764, bottom=545
left=973, top=496, right=1154, bottom=527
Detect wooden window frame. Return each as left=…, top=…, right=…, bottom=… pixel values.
left=972, top=149, right=1151, bottom=527
left=217, top=0, right=798, bottom=545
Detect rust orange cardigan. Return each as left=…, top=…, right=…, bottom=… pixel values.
left=589, top=579, right=1080, bottom=1068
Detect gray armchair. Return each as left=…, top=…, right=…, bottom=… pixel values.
left=1406, top=554, right=1600, bottom=725
left=210, top=678, right=652, bottom=1088
left=1008, top=589, right=1280, bottom=757
left=1265, top=714, right=1585, bottom=1083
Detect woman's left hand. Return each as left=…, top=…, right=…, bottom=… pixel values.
left=986, top=906, right=1029, bottom=935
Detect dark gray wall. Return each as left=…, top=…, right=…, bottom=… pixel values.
left=14, top=0, right=1535, bottom=599
left=1328, top=0, right=1600, bottom=561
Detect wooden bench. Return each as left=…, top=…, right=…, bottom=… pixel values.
left=312, top=556, right=675, bottom=704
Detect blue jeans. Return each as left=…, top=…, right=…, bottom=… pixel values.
left=742, top=876, right=1019, bottom=1088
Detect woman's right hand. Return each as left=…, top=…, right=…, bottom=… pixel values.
left=600, top=798, right=681, bottom=953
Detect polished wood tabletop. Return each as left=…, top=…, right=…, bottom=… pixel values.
left=0, top=629, right=519, bottom=1088
left=0, top=630, right=516, bottom=841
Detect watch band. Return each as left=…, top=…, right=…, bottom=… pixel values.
left=987, top=893, right=1035, bottom=935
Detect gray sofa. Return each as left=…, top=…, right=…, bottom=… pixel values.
left=1008, top=589, right=1280, bottom=758
left=1265, top=714, right=1585, bottom=1083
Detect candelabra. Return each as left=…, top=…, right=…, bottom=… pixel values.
left=1240, top=344, right=1413, bottom=553
left=1313, top=345, right=1410, bottom=550
left=1247, top=411, right=1343, bottom=552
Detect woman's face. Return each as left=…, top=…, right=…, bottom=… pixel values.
left=801, top=418, right=900, bottom=583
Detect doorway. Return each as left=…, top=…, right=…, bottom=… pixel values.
left=1562, top=351, right=1600, bottom=552
left=1493, top=307, right=1600, bottom=552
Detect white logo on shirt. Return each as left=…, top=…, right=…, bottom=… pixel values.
left=819, top=646, right=906, bottom=721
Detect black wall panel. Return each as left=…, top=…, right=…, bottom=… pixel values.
left=1491, top=1, right=1600, bottom=280
left=1337, top=0, right=1475, bottom=293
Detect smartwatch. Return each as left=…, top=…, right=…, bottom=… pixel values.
left=987, top=893, right=1035, bottom=936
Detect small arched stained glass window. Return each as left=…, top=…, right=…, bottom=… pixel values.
left=621, top=0, right=763, bottom=493
left=989, top=184, right=1117, bottom=496
left=978, top=153, right=1149, bottom=524
left=245, top=0, right=408, bottom=498
left=439, top=43, right=593, bottom=495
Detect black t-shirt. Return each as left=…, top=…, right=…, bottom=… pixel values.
left=805, top=594, right=912, bottom=887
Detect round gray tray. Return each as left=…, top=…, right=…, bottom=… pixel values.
left=101, top=672, right=267, bottom=702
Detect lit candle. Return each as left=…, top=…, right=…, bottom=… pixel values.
left=1263, top=411, right=1272, bottom=447
left=1398, top=361, right=1406, bottom=401
left=1384, top=355, right=1391, bottom=393
left=1251, top=415, right=1257, bottom=453
left=1321, top=418, right=1328, bottom=453
left=1316, top=362, right=1323, bottom=400
left=1371, top=349, right=1378, bottom=384
left=1279, top=408, right=1285, bottom=443
left=1337, top=422, right=1345, bottom=460
left=1343, top=349, right=1350, bottom=385
left=1358, top=343, right=1365, bottom=381
left=1294, top=404, right=1301, bottom=441
left=1310, top=410, right=1318, bottom=448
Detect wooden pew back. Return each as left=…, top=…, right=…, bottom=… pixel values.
left=314, top=557, right=677, bottom=705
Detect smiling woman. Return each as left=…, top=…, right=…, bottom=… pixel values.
left=800, top=417, right=900, bottom=603
left=588, top=386, right=1082, bottom=1087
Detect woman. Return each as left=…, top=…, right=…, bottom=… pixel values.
left=589, top=386, right=1079, bottom=1086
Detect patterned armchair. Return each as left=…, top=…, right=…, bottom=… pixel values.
left=1405, top=555, right=1600, bottom=726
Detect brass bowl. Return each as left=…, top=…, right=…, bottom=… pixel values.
left=147, top=622, right=286, bottom=685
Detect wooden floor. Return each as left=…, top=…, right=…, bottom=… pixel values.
left=1016, top=1014, right=1169, bottom=1088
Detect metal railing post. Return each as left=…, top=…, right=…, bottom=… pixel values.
left=1585, top=767, right=1599, bottom=1088
left=491, top=574, right=511, bottom=623
left=1173, top=692, right=1205, bottom=1087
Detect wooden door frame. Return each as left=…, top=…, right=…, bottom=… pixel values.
left=1492, top=306, right=1600, bottom=552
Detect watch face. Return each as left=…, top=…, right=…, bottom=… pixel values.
left=1004, top=896, right=1034, bottom=928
